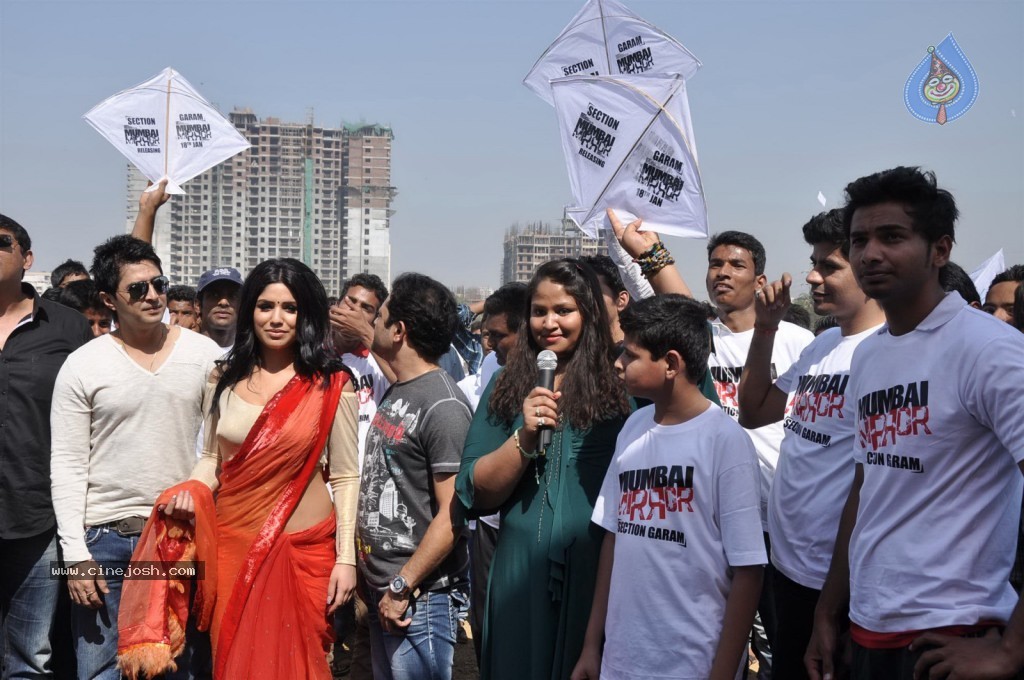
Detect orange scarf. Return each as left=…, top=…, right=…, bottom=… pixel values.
left=117, top=372, right=346, bottom=679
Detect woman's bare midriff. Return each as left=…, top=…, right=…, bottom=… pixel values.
left=219, top=389, right=334, bottom=534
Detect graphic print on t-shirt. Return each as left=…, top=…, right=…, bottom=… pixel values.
left=616, top=464, right=695, bottom=547
left=709, top=364, right=777, bottom=418
left=357, top=396, right=422, bottom=559
left=354, top=372, right=379, bottom=417
left=858, top=380, right=931, bottom=473
left=783, top=372, right=850, bottom=447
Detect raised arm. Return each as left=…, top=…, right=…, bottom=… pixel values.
left=130, top=179, right=170, bottom=243
left=605, top=208, right=692, bottom=297
left=329, top=300, right=398, bottom=384
left=738, top=274, right=794, bottom=428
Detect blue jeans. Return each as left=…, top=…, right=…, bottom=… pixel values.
left=70, top=526, right=201, bottom=680
left=1, top=530, right=61, bottom=679
left=365, top=587, right=467, bottom=680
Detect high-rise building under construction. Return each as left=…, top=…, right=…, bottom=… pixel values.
left=501, top=220, right=606, bottom=284
left=126, top=109, right=395, bottom=295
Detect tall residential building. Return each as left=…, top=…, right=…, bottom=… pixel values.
left=501, top=220, right=607, bottom=284
left=126, top=109, right=395, bottom=295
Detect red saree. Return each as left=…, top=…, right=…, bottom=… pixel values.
left=118, top=372, right=347, bottom=680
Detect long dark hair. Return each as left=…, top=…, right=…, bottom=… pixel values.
left=488, top=258, right=629, bottom=430
left=212, top=258, right=342, bottom=413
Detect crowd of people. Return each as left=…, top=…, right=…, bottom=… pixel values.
left=1, top=164, right=1024, bottom=680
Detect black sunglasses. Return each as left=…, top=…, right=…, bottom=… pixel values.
left=0, top=234, right=17, bottom=248
left=122, top=275, right=170, bottom=302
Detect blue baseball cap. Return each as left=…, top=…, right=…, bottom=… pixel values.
left=196, top=267, right=243, bottom=293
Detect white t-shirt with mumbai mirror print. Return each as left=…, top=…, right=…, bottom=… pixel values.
left=848, top=294, right=1024, bottom=633
left=768, top=325, right=881, bottom=590
left=707, top=319, right=813, bottom=526
left=593, top=403, right=766, bottom=680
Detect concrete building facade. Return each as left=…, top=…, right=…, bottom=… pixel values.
left=500, top=221, right=607, bottom=284
left=126, top=109, right=395, bottom=295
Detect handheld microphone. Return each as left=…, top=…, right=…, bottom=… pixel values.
left=536, top=350, right=558, bottom=449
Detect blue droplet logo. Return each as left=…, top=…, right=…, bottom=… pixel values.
left=904, top=33, right=979, bottom=125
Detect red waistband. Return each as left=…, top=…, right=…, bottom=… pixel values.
left=850, top=622, right=999, bottom=649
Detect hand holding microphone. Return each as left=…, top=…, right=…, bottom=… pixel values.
left=521, top=350, right=560, bottom=454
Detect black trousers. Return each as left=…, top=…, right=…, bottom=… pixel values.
left=771, top=569, right=822, bottom=680
left=469, top=521, right=499, bottom=666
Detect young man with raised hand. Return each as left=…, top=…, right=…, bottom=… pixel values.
left=737, top=209, right=885, bottom=679
left=572, top=294, right=765, bottom=680
left=328, top=272, right=392, bottom=680
left=805, top=167, right=1024, bottom=680
left=330, top=272, right=393, bottom=466
left=50, top=235, right=223, bottom=679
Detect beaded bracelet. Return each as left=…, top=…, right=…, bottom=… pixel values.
left=635, top=241, right=676, bottom=278
left=513, top=427, right=543, bottom=459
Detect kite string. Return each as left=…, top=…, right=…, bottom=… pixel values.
left=599, top=0, right=612, bottom=73
left=581, top=75, right=696, bottom=225
left=164, top=75, right=172, bottom=177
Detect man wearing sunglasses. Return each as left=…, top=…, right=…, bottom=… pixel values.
left=50, top=235, right=223, bottom=679
left=0, top=215, right=93, bottom=678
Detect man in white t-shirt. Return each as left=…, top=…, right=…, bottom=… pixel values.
left=573, top=294, right=766, bottom=680
left=50, top=236, right=223, bottom=680
left=703, top=231, right=813, bottom=676
left=737, top=209, right=885, bottom=680
left=330, top=273, right=393, bottom=463
left=806, top=167, right=1024, bottom=680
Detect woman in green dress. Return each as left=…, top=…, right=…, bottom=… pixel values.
left=456, top=258, right=632, bottom=680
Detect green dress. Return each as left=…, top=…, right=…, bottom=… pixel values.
left=455, top=372, right=627, bottom=680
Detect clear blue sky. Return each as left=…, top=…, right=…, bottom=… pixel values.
left=1, top=0, right=1021, bottom=297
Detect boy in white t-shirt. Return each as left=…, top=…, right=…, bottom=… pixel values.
left=806, top=167, right=1024, bottom=680
left=604, top=215, right=813, bottom=673
left=572, top=294, right=766, bottom=680
left=737, top=209, right=885, bottom=679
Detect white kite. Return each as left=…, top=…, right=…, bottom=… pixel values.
left=524, top=0, right=701, bottom=107
left=552, top=73, right=706, bottom=239
left=970, top=248, right=1005, bottom=302
left=84, top=67, right=250, bottom=194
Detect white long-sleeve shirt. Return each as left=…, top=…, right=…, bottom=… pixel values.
left=50, top=329, right=223, bottom=564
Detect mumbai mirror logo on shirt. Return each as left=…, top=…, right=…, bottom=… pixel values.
left=616, top=465, right=694, bottom=547
left=858, top=380, right=930, bottom=473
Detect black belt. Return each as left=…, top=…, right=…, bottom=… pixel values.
left=93, top=516, right=147, bottom=537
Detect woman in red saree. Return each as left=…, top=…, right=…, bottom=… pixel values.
left=118, top=258, right=359, bottom=679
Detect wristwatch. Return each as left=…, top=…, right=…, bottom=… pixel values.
left=389, top=574, right=410, bottom=596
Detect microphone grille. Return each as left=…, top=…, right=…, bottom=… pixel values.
left=536, top=350, right=558, bottom=371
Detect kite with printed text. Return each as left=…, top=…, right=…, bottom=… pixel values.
left=524, top=0, right=701, bottom=106
left=553, top=73, right=707, bottom=239
left=84, top=67, right=250, bottom=194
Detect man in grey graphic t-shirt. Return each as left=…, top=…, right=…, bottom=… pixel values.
left=356, top=273, right=471, bottom=680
